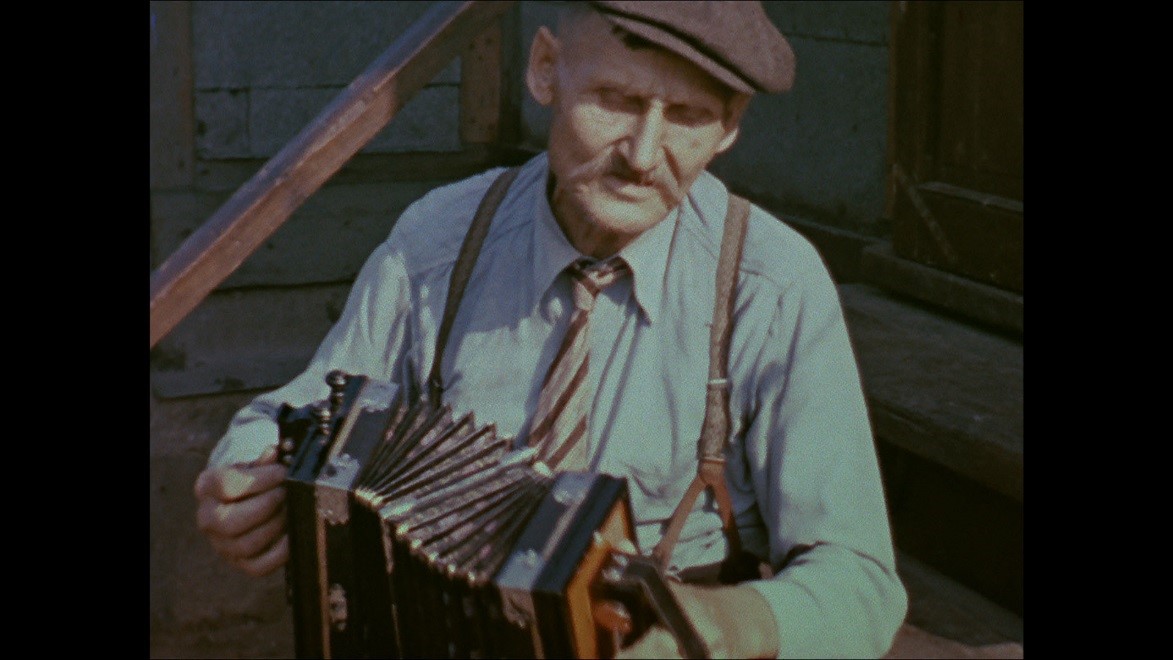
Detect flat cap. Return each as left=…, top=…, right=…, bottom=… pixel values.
left=589, top=1, right=795, bottom=94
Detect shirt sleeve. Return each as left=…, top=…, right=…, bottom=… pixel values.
left=206, top=239, right=414, bottom=469
left=741, top=268, right=908, bottom=658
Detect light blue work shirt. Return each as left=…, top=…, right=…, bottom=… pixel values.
left=211, top=153, right=907, bottom=657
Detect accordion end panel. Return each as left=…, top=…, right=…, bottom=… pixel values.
left=564, top=485, right=638, bottom=659
left=496, top=472, right=638, bottom=659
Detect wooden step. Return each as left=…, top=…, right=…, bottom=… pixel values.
left=839, top=283, right=1022, bottom=502
left=861, top=242, right=1023, bottom=335
left=839, top=282, right=1022, bottom=616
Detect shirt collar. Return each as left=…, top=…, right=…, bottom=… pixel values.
left=529, top=160, right=674, bottom=325
left=612, top=204, right=674, bottom=325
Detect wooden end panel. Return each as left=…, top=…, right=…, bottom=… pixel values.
left=565, top=500, right=634, bottom=659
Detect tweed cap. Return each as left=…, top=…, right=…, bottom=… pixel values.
left=589, top=1, right=795, bottom=94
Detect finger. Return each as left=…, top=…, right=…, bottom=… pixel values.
left=193, top=444, right=279, bottom=499
left=208, top=507, right=287, bottom=560
left=221, top=462, right=287, bottom=501
left=235, top=534, right=290, bottom=577
left=197, top=462, right=287, bottom=503
left=616, top=625, right=682, bottom=660
left=197, top=485, right=286, bottom=538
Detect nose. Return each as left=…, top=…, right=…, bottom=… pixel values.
left=625, top=104, right=665, bottom=175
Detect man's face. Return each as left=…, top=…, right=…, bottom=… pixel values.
left=527, top=13, right=746, bottom=258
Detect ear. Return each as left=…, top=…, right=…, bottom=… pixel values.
left=714, top=94, right=751, bottom=154
left=526, top=26, right=559, bottom=107
left=715, top=125, right=741, bottom=155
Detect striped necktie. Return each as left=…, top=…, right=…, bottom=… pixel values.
left=529, top=257, right=631, bottom=471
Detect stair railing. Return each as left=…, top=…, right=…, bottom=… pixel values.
left=150, top=1, right=516, bottom=349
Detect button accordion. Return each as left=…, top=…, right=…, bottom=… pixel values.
left=276, top=371, right=708, bottom=659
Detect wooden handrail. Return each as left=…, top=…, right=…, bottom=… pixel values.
left=150, top=1, right=516, bottom=349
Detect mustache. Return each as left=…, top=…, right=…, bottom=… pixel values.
left=609, top=153, right=678, bottom=192
left=608, top=155, right=659, bottom=185
left=563, top=152, right=676, bottom=194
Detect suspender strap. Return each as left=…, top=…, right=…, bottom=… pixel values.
left=428, top=167, right=521, bottom=404
left=652, top=194, right=751, bottom=573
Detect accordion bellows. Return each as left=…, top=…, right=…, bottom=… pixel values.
left=278, top=372, right=647, bottom=659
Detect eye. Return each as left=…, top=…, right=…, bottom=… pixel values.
left=665, top=104, right=718, bottom=127
left=596, top=89, right=644, bottom=115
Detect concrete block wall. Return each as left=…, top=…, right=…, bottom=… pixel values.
left=191, top=1, right=462, bottom=159
left=151, top=1, right=473, bottom=399
left=718, top=1, right=890, bottom=235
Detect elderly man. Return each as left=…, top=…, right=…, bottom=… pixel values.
left=194, top=2, right=908, bottom=657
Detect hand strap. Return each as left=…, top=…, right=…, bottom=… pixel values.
left=652, top=193, right=751, bottom=573
left=428, top=167, right=521, bottom=405
left=600, top=552, right=711, bottom=659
